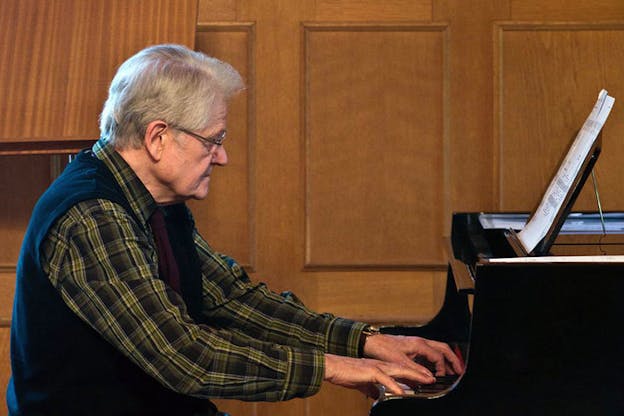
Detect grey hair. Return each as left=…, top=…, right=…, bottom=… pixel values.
left=99, top=44, right=244, bottom=149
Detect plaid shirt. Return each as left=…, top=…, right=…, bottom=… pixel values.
left=40, top=138, right=367, bottom=401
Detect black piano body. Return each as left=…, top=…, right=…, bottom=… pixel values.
left=371, top=212, right=624, bottom=416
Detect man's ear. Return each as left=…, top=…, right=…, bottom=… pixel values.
left=144, top=120, right=169, bottom=161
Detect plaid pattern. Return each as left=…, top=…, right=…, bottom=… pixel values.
left=40, top=138, right=367, bottom=400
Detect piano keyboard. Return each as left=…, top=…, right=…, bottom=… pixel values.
left=378, top=375, right=460, bottom=400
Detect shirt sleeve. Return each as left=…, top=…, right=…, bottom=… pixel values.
left=41, top=199, right=324, bottom=401
left=192, top=232, right=367, bottom=358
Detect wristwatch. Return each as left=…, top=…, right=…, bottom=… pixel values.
left=362, top=325, right=381, bottom=337
left=358, top=325, right=381, bottom=356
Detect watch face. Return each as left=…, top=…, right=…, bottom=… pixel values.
left=364, top=325, right=380, bottom=335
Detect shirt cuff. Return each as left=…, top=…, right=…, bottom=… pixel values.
left=325, top=318, right=368, bottom=358
left=280, top=347, right=324, bottom=400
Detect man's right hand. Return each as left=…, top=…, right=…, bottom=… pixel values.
left=323, top=353, right=436, bottom=398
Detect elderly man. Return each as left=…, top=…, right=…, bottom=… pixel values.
left=7, top=44, right=462, bottom=416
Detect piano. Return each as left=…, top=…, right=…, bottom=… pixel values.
left=370, top=211, right=624, bottom=416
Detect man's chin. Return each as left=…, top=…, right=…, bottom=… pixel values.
left=191, top=187, right=210, bottom=200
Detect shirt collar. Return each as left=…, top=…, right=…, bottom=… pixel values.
left=92, top=137, right=158, bottom=226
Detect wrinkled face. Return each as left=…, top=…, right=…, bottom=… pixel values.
left=159, top=99, right=228, bottom=203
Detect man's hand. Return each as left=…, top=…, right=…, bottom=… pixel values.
left=323, top=353, right=435, bottom=398
left=363, top=334, right=464, bottom=377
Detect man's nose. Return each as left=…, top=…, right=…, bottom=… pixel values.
left=212, top=145, right=228, bottom=166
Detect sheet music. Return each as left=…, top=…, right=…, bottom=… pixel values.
left=516, top=89, right=615, bottom=253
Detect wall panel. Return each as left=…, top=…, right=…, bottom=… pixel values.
left=314, top=0, right=431, bottom=20
left=0, top=328, right=10, bottom=411
left=0, top=155, right=58, bottom=264
left=312, top=270, right=445, bottom=323
left=511, top=0, right=624, bottom=20
left=0, top=267, right=16, bottom=325
left=0, top=0, right=197, bottom=150
left=304, top=24, right=447, bottom=267
left=433, top=0, right=511, bottom=215
left=191, top=24, right=256, bottom=268
left=495, top=23, right=624, bottom=211
left=198, top=0, right=238, bottom=21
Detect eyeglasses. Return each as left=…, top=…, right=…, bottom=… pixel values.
left=172, top=126, right=227, bottom=148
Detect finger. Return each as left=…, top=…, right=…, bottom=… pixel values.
left=394, top=354, right=434, bottom=379
left=405, top=360, right=436, bottom=380
left=386, top=361, right=436, bottom=385
left=445, top=348, right=464, bottom=374
left=435, top=353, right=447, bottom=376
left=442, top=361, right=454, bottom=376
left=450, top=344, right=465, bottom=374
left=418, top=348, right=446, bottom=376
left=435, top=358, right=456, bottom=376
left=375, top=371, right=407, bottom=396
left=403, top=338, right=447, bottom=374
left=425, top=340, right=464, bottom=375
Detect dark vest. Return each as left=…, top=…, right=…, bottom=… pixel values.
left=7, top=150, right=215, bottom=416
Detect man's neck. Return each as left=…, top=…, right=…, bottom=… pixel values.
left=116, top=146, right=178, bottom=205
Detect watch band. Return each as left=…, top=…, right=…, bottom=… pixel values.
left=358, top=325, right=381, bottom=356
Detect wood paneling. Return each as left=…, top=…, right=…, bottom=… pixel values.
left=433, top=0, right=511, bottom=217
left=311, top=270, right=446, bottom=324
left=211, top=398, right=256, bottom=416
left=0, top=267, right=17, bottom=325
left=0, top=0, right=197, bottom=149
left=304, top=24, right=447, bottom=267
left=512, top=0, right=624, bottom=20
left=0, top=268, right=16, bottom=416
left=494, top=23, right=624, bottom=211
left=191, top=24, right=256, bottom=268
left=0, top=328, right=10, bottom=410
left=314, top=0, right=432, bottom=21
left=0, top=156, right=59, bottom=264
left=4, top=1, right=624, bottom=416
left=306, top=383, right=372, bottom=415
left=198, top=0, right=238, bottom=21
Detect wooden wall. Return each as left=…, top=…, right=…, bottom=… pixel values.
left=2, top=1, right=624, bottom=415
